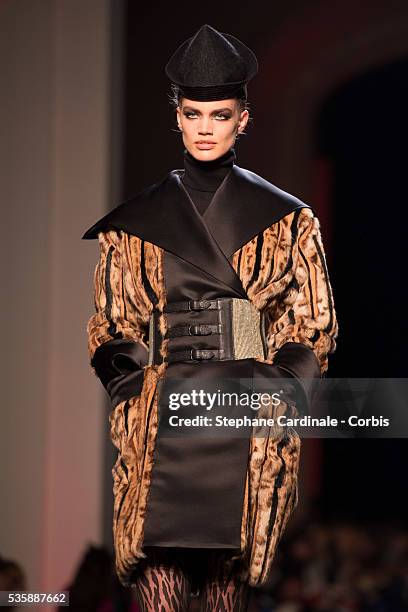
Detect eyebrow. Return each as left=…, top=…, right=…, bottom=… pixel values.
left=182, top=106, right=233, bottom=114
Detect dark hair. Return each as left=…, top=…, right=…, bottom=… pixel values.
left=168, top=83, right=253, bottom=135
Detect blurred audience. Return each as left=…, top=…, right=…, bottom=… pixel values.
left=58, top=545, right=139, bottom=612
left=0, top=555, right=26, bottom=610
left=250, top=519, right=408, bottom=611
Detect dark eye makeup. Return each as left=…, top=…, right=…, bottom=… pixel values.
left=183, top=110, right=232, bottom=120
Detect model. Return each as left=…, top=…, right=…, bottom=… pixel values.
left=82, top=24, right=339, bottom=611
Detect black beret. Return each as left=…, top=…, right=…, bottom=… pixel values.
left=165, top=24, right=258, bottom=101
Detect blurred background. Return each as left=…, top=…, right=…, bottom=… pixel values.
left=1, top=0, right=407, bottom=610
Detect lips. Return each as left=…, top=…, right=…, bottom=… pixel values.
left=195, top=141, right=217, bottom=150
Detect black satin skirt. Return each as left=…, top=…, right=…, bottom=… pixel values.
left=142, top=358, right=253, bottom=549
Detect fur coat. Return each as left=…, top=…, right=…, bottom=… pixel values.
left=83, top=163, right=339, bottom=587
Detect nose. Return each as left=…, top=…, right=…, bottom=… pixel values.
left=198, top=116, right=213, bottom=135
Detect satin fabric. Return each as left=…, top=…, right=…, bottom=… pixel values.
left=142, top=249, right=253, bottom=548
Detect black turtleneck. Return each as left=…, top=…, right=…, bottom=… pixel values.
left=181, top=147, right=236, bottom=216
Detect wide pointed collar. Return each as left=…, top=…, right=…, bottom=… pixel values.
left=82, top=164, right=310, bottom=297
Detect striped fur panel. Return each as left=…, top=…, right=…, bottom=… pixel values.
left=231, top=207, right=339, bottom=374
left=87, top=229, right=168, bottom=585
left=228, top=428, right=301, bottom=587
left=245, top=430, right=301, bottom=586
left=87, top=230, right=151, bottom=365
left=111, top=365, right=166, bottom=585
left=123, top=233, right=169, bottom=358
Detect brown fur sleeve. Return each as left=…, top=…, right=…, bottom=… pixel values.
left=265, top=207, right=339, bottom=375
left=86, top=230, right=149, bottom=385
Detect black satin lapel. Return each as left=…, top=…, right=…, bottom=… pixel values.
left=82, top=165, right=310, bottom=295
left=82, top=170, right=246, bottom=297
left=164, top=250, right=245, bottom=302
left=203, top=165, right=310, bottom=258
left=175, top=173, right=246, bottom=297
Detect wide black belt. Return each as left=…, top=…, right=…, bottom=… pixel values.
left=148, top=298, right=267, bottom=365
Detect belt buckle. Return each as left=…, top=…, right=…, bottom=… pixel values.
left=189, top=299, right=211, bottom=311
left=189, top=324, right=212, bottom=336
left=190, top=348, right=199, bottom=360
left=190, top=348, right=215, bottom=361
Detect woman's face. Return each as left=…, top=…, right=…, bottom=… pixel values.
left=176, top=98, right=249, bottom=161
